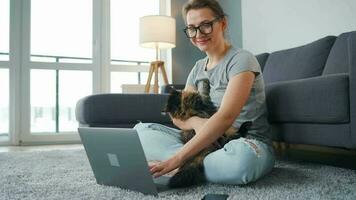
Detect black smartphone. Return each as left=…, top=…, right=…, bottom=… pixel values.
left=202, top=193, right=229, bottom=200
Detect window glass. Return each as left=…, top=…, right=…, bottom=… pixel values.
left=59, top=70, right=92, bottom=132
left=30, top=69, right=56, bottom=132
left=31, top=0, right=92, bottom=63
left=110, top=0, right=159, bottom=63
left=0, top=0, right=9, bottom=61
left=30, top=69, right=92, bottom=133
left=0, top=68, right=9, bottom=141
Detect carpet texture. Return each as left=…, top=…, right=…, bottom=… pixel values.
left=1, top=149, right=355, bottom=200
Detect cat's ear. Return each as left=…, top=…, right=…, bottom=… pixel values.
left=167, top=85, right=184, bottom=95
left=168, top=89, right=181, bottom=103
left=169, top=88, right=180, bottom=95
left=202, top=79, right=210, bottom=87
left=200, top=79, right=210, bottom=97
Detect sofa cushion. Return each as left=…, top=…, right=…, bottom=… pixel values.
left=266, top=73, right=349, bottom=123
left=263, top=36, right=336, bottom=84
left=322, top=31, right=356, bottom=75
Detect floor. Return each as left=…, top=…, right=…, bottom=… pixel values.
left=1, top=143, right=355, bottom=170
left=0, top=144, right=83, bottom=153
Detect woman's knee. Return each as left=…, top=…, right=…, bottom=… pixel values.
left=133, top=122, right=155, bottom=132
left=203, top=139, right=274, bottom=185
left=133, top=123, right=183, bottom=161
left=204, top=150, right=257, bottom=184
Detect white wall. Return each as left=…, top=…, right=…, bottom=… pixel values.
left=242, top=0, right=356, bottom=54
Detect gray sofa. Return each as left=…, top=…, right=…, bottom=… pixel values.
left=76, top=31, right=356, bottom=150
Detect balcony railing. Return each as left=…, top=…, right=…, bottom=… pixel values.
left=0, top=51, right=150, bottom=85
left=0, top=51, right=150, bottom=133
left=0, top=52, right=149, bottom=65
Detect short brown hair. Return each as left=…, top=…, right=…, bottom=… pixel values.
left=182, top=0, right=226, bottom=22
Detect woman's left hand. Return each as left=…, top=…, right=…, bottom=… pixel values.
left=169, top=114, right=193, bottom=130
left=149, top=155, right=183, bottom=178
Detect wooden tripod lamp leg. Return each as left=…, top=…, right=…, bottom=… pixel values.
left=145, top=61, right=170, bottom=94
left=145, top=62, right=155, bottom=93
left=154, top=63, right=159, bottom=94
left=159, top=62, right=169, bottom=85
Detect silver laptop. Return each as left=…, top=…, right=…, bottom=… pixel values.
left=78, top=127, right=172, bottom=196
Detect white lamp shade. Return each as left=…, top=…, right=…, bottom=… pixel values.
left=139, top=15, right=176, bottom=49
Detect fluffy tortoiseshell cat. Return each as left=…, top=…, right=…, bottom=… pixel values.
left=163, top=79, right=252, bottom=188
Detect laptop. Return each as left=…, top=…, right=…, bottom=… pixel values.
left=78, top=127, right=172, bottom=196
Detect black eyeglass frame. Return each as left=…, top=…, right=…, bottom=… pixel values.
left=183, top=17, right=222, bottom=39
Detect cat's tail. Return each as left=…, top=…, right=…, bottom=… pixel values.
left=239, top=121, right=252, bottom=137
left=168, top=162, right=206, bottom=188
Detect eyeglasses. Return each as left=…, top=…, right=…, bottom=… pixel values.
left=183, top=18, right=221, bottom=38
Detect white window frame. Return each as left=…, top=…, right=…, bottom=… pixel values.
left=4, top=0, right=171, bottom=145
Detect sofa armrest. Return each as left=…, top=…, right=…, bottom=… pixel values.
left=266, top=73, right=349, bottom=123
left=348, top=32, right=356, bottom=148
left=255, top=53, right=269, bottom=72
left=75, top=93, right=171, bottom=127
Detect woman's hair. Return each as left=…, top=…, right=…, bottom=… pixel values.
left=182, top=0, right=226, bottom=22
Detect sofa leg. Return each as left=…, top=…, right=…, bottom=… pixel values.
left=272, top=142, right=282, bottom=157
left=273, top=142, right=290, bottom=158
left=281, top=142, right=290, bottom=157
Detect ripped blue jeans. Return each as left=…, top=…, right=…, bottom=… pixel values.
left=133, top=122, right=275, bottom=185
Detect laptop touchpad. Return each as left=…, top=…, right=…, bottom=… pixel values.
left=153, top=175, right=171, bottom=185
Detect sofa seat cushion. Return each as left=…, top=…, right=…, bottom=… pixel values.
left=266, top=73, right=349, bottom=123
left=263, top=36, right=336, bottom=84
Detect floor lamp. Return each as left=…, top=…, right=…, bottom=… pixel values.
left=139, top=15, right=176, bottom=93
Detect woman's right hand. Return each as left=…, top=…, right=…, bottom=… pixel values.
left=169, top=114, right=193, bottom=130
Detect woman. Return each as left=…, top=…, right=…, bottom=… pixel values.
left=134, top=0, right=275, bottom=185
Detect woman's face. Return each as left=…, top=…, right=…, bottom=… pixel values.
left=185, top=8, right=226, bottom=53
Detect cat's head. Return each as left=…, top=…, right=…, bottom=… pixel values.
left=163, top=89, right=183, bottom=117
left=163, top=89, right=213, bottom=120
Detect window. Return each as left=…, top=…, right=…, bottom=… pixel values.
left=0, top=0, right=9, bottom=61
left=30, top=69, right=56, bottom=132
left=111, top=72, right=150, bottom=93
left=31, top=0, right=92, bottom=63
left=0, top=69, right=9, bottom=141
left=58, top=70, right=92, bottom=132
left=110, top=0, right=158, bottom=62
left=0, top=0, right=9, bottom=143
left=3, top=0, right=169, bottom=145
left=30, top=70, right=92, bottom=133
left=110, top=0, right=159, bottom=92
left=29, top=0, right=93, bottom=134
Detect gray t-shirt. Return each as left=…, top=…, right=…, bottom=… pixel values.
left=186, top=47, right=271, bottom=144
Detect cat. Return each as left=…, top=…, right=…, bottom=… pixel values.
left=162, top=79, right=252, bottom=188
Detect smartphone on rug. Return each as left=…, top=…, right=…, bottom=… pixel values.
left=202, top=193, right=229, bottom=200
